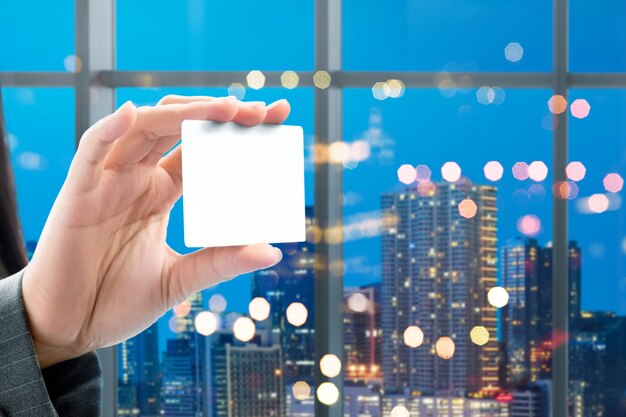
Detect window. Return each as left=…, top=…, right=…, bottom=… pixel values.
left=2, top=1, right=626, bottom=417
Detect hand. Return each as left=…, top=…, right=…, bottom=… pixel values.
left=22, top=95, right=291, bottom=368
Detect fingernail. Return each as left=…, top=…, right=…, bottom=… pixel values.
left=268, top=99, right=288, bottom=107
left=116, top=100, right=134, bottom=113
left=241, top=101, right=266, bottom=108
left=221, top=95, right=238, bottom=102
left=272, top=247, right=283, bottom=262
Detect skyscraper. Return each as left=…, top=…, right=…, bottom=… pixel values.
left=531, top=241, right=582, bottom=381
left=501, top=238, right=540, bottom=388
left=205, top=331, right=285, bottom=417
left=344, top=284, right=382, bottom=382
left=160, top=293, right=205, bottom=416
left=570, top=311, right=626, bottom=417
left=501, top=239, right=583, bottom=385
left=117, top=322, right=160, bottom=417
left=381, top=181, right=498, bottom=395
left=252, top=206, right=315, bottom=383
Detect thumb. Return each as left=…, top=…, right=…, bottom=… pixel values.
left=167, top=243, right=283, bottom=304
left=67, top=101, right=137, bottom=191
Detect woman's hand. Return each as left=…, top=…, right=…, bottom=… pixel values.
left=22, top=95, right=291, bottom=368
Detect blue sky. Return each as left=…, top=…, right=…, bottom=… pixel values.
left=2, top=1, right=625, bottom=354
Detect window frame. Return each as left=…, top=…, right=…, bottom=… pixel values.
left=2, top=1, right=625, bottom=416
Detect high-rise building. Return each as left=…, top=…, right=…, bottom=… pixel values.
left=117, top=322, right=160, bottom=416
left=501, top=238, right=540, bottom=388
left=531, top=242, right=581, bottom=381
left=510, top=381, right=550, bottom=417
left=252, top=206, right=315, bottom=383
left=344, top=285, right=382, bottom=382
left=205, top=331, right=285, bottom=417
left=570, top=311, right=626, bottom=417
left=500, top=239, right=582, bottom=385
left=537, top=242, right=582, bottom=340
left=381, top=182, right=499, bottom=395
left=160, top=293, right=205, bottom=416
left=382, top=392, right=510, bottom=417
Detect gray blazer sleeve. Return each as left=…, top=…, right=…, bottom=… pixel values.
left=0, top=268, right=103, bottom=417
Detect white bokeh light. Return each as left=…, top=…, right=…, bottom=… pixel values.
left=233, top=317, right=256, bottom=342
left=286, top=302, right=308, bottom=327
left=488, top=287, right=510, bottom=308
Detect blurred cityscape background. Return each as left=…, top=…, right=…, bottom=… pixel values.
left=2, top=0, right=626, bottom=416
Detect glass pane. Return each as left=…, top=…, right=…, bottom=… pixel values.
left=0, top=1, right=75, bottom=71
left=570, top=0, right=626, bottom=72
left=343, top=88, right=554, bottom=413
left=1, top=88, right=75, bottom=250
left=343, top=0, right=552, bottom=72
left=116, top=0, right=314, bottom=70
left=114, top=88, right=315, bottom=416
left=569, top=89, right=626, bottom=416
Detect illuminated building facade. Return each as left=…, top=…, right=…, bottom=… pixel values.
left=501, top=238, right=540, bottom=388
left=252, top=206, right=315, bottom=384
left=381, top=182, right=498, bottom=395
left=205, top=331, right=285, bottom=417
left=117, top=322, right=160, bottom=417
left=344, top=284, right=382, bottom=382
left=382, top=393, right=510, bottom=417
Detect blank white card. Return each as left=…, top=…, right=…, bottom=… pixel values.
left=181, top=120, right=305, bottom=248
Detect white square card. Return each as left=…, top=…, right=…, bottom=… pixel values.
left=181, top=120, right=305, bottom=248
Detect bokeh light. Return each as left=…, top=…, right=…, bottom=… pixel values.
left=195, top=311, right=219, bottom=336
left=541, top=114, right=559, bottom=131
left=390, top=406, right=410, bottom=417
left=548, top=95, right=567, bottom=114
left=458, top=199, right=478, bottom=219
left=292, top=381, right=311, bottom=400
left=227, top=83, right=246, bottom=100
left=233, top=317, right=256, bottom=342
left=403, top=326, right=424, bottom=348
left=168, top=316, right=185, bottom=333
left=319, top=354, right=342, bottom=378
left=246, top=70, right=265, bottom=90
left=512, top=162, right=529, bottom=181
left=517, top=214, right=541, bottom=236
left=488, top=286, right=510, bottom=308
left=385, top=79, right=405, bottom=98
left=249, top=297, right=271, bottom=321
left=63, top=55, right=82, bottom=73
left=347, top=293, right=369, bottom=313
left=604, top=173, right=624, bottom=193
left=470, top=326, right=490, bottom=346
left=553, top=181, right=579, bottom=200
left=397, top=164, right=417, bottom=184
left=529, top=184, right=546, bottom=202
left=484, top=161, right=504, bottom=181
left=504, top=42, right=524, bottom=62
left=566, top=161, right=586, bottom=181
left=588, top=194, right=609, bottom=213
left=441, top=162, right=462, bottom=182
left=528, top=161, right=548, bottom=182
left=570, top=99, right=591, bottom=119
left=435, top=337, right=455, bottom=359
left=415, top=165, right=432, bottom=183
left=286, top=302, right=308, bottom=327
left=281, top=71, right=299, bottom=89
left=417, top=181, right=437, bottom=197
left=372, top=82, right=388, bottom=100
left=209, top=294, right=227, bottom=313
left=477, top=87, right=505, bottom=105
left=316, top=382, right=339, bottom=405
left=173, top=300, right=191, bottom=318
left=313, top=71, right=331, bottom=89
